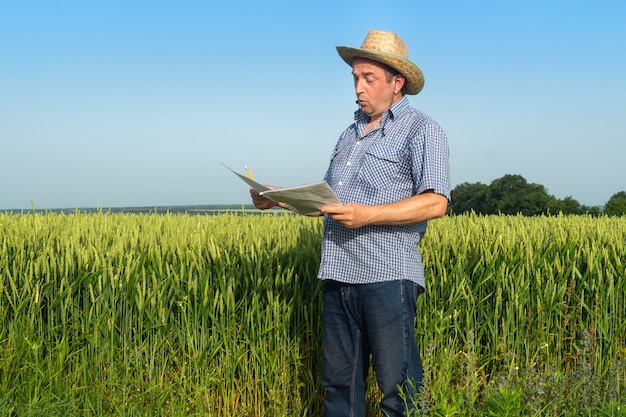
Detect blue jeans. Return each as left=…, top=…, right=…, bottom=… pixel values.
left=321, top=279, right=425, bottom=417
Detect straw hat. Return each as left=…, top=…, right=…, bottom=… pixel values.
left=336, top=30, right=424, bottom=95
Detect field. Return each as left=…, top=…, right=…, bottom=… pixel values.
left=1, top=211, right=625, bottom=416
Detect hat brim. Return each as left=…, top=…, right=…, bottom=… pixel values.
left=336, top=46, right=424, bottom=95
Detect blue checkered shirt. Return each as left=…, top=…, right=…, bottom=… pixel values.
left=317, top=96, right=450, bottom=287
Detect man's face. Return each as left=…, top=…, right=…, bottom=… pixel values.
left=352, top=58, right=402, bottom=121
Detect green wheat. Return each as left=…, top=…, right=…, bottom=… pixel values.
left=0, top=211, right=624, bottom=416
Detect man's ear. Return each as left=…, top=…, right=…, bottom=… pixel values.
left=394, top=74, right=406, bottom=94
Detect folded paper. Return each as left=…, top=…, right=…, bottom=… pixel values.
left=223, top=164, right=341, bottom=215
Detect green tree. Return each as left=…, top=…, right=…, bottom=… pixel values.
left=489, top=174, right=551, bottom=215
left=449, top=182, right=491, bottom=215
left=603, top=191, right=626, bottom=216
left=548, top=195, right=583, bottom=215
left=582, top=205, right=602, bottom=216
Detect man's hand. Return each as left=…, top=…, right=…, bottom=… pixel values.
left=250, top=188, right=278, bottom=210
left=250, top=187, right=294, bottom=211
left=320, top=203, right=371, bottom=229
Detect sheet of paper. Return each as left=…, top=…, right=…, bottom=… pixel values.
left=223, top=163, right=341, bottom=215
left=222, top=164, right=271, bottom=192
left=261, top=181, right=341, bottom=215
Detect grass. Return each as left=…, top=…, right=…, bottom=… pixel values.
left=0, top=211, right=625, bottom=416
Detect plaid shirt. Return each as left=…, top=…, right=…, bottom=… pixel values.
left=318, top=96, right=450, bottom=287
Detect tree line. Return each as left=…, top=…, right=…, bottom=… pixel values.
left=448, top=174, right=626, bottom=216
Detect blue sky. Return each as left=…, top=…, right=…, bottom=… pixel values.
left=1, top=0, right=625, bottom=210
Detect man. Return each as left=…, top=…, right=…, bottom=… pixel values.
left=251, top=30, right=450, bottom=416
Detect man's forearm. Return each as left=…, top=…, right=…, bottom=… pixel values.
left=365, top=191, right=448, bottom=226
left=321, top=190, right=448, bottom=229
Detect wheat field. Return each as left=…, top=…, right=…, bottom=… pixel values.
left=1, top=211, right=624, bottom=416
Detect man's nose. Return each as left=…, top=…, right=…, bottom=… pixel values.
left=354, top=79, right=365, bottom=95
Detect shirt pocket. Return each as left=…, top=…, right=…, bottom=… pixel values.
left=358, top=144, right=404, bottom=189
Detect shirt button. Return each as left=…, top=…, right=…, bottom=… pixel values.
left=338, top=181, right=343, bottom=186
left=347, top=161, right=352, bottom=166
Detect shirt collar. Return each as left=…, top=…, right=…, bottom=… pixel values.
left=388, top=95, right=410, bottom=120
